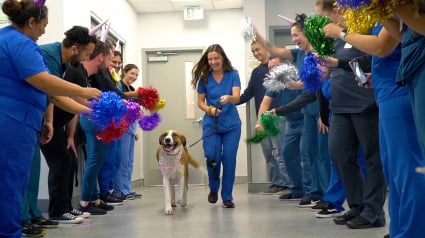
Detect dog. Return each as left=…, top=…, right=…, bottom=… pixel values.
left=156, top=129, right=204, bottom=215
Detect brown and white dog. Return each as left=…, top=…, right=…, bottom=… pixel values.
left=156, top=130, right=204, bottom=215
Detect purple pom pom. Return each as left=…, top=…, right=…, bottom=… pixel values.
left=125, top=101, right=141, bottom=125
left=299, top=53, right=322, bottom=93
left=139, top=112, right=161, bottom=131
left=34, top=0, right=46, bottom=8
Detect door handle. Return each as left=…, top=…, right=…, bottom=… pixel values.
left=192, top=117, right=202, bottom=124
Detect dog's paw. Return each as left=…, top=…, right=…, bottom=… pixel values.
left=164, top=207, right=174, bottom=215
left=180, top=201, right=187, bottom=207
left=171, top=202, right=177, bottom=207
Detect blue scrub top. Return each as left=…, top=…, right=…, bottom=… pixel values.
left=397, top=25, right=425, bottom=84
left=197, top=70, right=241, bottom=132
left=371, top=24, right=407, bottom=104
left=0, top=26, right=48, bottom=131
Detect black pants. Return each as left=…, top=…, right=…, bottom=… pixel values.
left=328, top=111, right=386, bottom=222
left=41, top=126, right=77, bottom=217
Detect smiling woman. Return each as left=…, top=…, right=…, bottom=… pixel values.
left=0, top=1, right=100, bottom=237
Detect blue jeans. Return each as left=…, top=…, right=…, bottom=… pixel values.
left=114, top=132, right=136, bottom=196
left=260, top=119, right=291, bottom=188
left=282, top=119, right=304, bottom=197
left=98, top=139, right=122, bottom=197
left=79, top=116, right=109, bottom=201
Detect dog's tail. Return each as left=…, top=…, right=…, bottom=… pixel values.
left=185, top=147, right=207, bottom=175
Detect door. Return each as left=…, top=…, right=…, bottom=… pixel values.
left=142, top=48, right=205, bottom=186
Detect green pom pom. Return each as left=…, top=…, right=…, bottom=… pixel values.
left=304, top=14, right=335, bottom=57
left=246, top=131, right=268, bottom=143
left=259, top=112, right=284, bottom=137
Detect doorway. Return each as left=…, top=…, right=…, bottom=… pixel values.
left=142, top=47, right=206, bottom=186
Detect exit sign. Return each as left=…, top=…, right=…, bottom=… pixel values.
left=184, top=6, right=204, bottom=20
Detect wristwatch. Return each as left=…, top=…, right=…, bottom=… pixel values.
left=339, top=31, right=346, bottom=41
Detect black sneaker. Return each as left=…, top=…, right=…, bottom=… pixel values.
left=310, top=200, right=327, bottom=211
left=101, top=193, right=124, bottom=206
left=22, top=223, right=46, bottom=237
left=125, top=193, right=135, bottom=200
left=128, top=192, right=142, bottom=198
left=95, top=200, right=114, bottom=211
left=315, top=204, right=342, bottom=218
left=222, top=200, right=235, bottom=208
left=69, top=208, right=91, bottom=218
left=298, top=196, right=321, bottom=208
left=279, top=193, right=303, bottom=201
left=31, top=217, right=58, bottom=228
left=50, top=213, right=84, bottom=224
left=78, top=204, right=107, bottom=215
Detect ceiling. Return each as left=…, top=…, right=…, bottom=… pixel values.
left=126, top=0, right=244, bottom=13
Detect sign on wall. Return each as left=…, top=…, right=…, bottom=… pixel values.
left=0, top=0, right=11, bottom=29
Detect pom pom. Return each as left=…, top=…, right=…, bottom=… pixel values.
left=34, top=0, right=46, bottom=8
left=125, top=101, right=141, bottom=125
left=337, top=0, right=398, bottom=33
left=96, top=119, right=129, bottom=143
left=299, top=53, right=322, bottom=93
left=138, top=87, right=160, bottom=111
left=259, top=112, right=284, bottom=137
left=304, top=14, right=335, bottom=57
left=263, top=61, right=299, bottom=92
left=89, top=91, right=127, bottom=131
left=246, top=131, right=268, bottom=143
left=154, top=98, right=166, bottom=111
left=240, top=17, right=256, bottom=42
left=139, top=112, right=161, bottom=131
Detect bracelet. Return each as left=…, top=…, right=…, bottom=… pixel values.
left=207, top=106, right=213, bottom=116
left=339, top=31, right=346, bottom=41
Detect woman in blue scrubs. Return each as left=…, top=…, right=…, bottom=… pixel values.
left=0, top=1, right=99, bottom=237
left=191, top=44, right=241, bottom=208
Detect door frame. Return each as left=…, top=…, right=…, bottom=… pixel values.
left=141, top=46, right=205, bottom=186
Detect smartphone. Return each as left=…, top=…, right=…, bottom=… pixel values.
left=348, top=59, right=368, bottom=86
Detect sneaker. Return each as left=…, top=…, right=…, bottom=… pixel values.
left=298, top=197, right=320, bottom=208
left=279, top=193, right=303, bottom=201
left=69, top=208, right=91, bottom=218
left=50, top=213, right=84, bottom=224
left=272, top=188, right=291, bottom=197
left=31, top=217, right=58, bottom=228
left=208, top=191, right=218, bottom=204
left=132, top=192, right=143, bottom=198
left=310, top=200, right=327, bottom=211
left=125, top=193, right=136, bottom=200
left=259, top=185, right=280, bottom=195
left=95, top=200, right=114, bottom=211
left=78, top=204, right=107, bottom=215
left=22, top=223, right=46, bottom=237
left=100, top=193, right=124, bottom=206
left=315, top=204, right=342, bottom=218
left=222, top=200, right=235, bottom=208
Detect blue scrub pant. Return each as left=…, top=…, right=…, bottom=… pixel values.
left=114, top=132, right=136, bottom=196
left=0, top=114, right=37, bottom=238
left=260, top=119, right=291, bottom=188
left=203, top=126, right=241, bottom=201
left=379, top=95, right=425, bottom=238
left=303, top=107, right=330, bottom=200
left=98, top=139, right=122, bottom=197
left=407, top=69, right=425, bottom=154
left=21, top=147, right=43, bottom=224
left=79, top=116, right=109, bottom=202
left=282, top=120, right=304, bottom=197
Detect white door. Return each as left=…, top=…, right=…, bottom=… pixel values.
left=142, top=48, right=205, bottom=186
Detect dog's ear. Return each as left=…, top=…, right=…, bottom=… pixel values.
left=181, top=135, right=187, bottom=147
left=159, top=132, right=166, bottom=145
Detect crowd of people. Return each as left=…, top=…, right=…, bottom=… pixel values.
left=1, top=0, right=425, bottom=238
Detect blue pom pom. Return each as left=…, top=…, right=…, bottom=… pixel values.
left=89, top=91, right=127, bottom=131
left=299, top=53, right=322, bottom=93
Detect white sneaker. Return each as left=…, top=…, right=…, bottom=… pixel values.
left=50, top=213, right=84, bottom=224
left=70, top=208, right=91, bottom=218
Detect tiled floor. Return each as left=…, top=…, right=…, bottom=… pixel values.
left=44, top=184, right=388, bottom=238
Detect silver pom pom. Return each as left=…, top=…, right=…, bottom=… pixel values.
left=240, top=17, right=256, bottom=42
left=263, top=61, right=299, bottom=92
